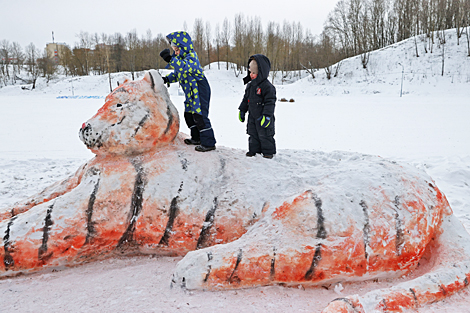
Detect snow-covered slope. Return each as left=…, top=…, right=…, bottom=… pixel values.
left=275, top=28, right=470, bottom=98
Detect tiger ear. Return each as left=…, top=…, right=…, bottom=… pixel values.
left=143, top=71, right=155, bottom=90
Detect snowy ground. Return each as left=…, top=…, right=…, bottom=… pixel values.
left=1, top=30, right=470, bottom=312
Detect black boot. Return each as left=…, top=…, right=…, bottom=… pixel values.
left=262, top=154, right=273, bottom=159
left=184, top=138, right=201, bottom=145
left=195, top=145, right=216, bottom=152
left=246, top=152, right=256, bottom=157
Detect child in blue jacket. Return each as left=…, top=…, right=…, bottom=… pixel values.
left=238, top=54, right=276, bottom=158
left=160, top=31, right=216, bottom=152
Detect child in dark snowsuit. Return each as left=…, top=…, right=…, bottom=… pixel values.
left=160, top=31, right=216, bottom=152
left=238, top=54, right=276, bottom=158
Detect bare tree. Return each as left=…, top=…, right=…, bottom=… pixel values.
left=11, top=42, right=24, bottom=78
left=77, top=31, right=92, bottom=75
left=232, top=13, right=246, bottom=72
left=370, top=0, right=389, bottom=49
left=112, top=33, right=125, bottom=73
left=465, top=2, right=470, bottom=56
left=454, top=0, right=465, bottom=45
left=193, top=18, right=205, bottom=61
left=466, top=24, right=470, bottom=56
left=126, top=29, right=139, bottom=80
left=302, top=29, right=319, bottom=72
left=25, top=43, right=40, bottom=90
left=334, top=60, right=344, bottom=77
left=326, top=0, right=354, bottom=57
left=358, top=0, right=373, bottom=64
left=361, top=51, right=371, bottom=68
left=317, top=32, right=338, bottom=79
left=300, top=61, right=316, bottom=79
left=439, top=29, right=446, bottom=76
left=205, top=21, right=212, bottom=69
left=0, top=40, right=11, bottom=84
left=38, top=50, right=58, bottom=83
left=91, top=33, right=104, bottom=75
left=266, top=21, right=281, bottom=83
left=222, top=18, right=231, bottom=70
left=215, top=23, right=222, bottom=69
left=348, top=0, right=364, bottom=55
left=280, top=21, right=293, bottom=82
left=252, top=16, right=264, bottom=54
left=142, top=29, right=154, bottom=70
left=59, top=44, right=74, bottom=77
left=292, top=22, right=304, bottom=78
left=101, top=33, right=113, bottom=92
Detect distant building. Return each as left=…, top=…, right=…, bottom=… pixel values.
left=46, top=42, right=68, bottom=63
left=0, top=57, right=19, bottom=64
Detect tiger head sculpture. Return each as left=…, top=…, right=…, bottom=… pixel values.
left=79, top=70, right=180, bottom=156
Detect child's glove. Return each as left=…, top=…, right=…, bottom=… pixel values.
left=258, top=115, right=271, bottom=128
left=160, top=49, right=172, bottom=63
left=239, top=111, right=246, bottom=122
left=162, top=76, right=170, bottom=87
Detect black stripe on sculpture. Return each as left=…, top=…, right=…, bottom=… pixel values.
left=38, top=203, right=55, bottom=261
left=149, top=71, right=156, bottom=89
left=3, top=216, right=18, bottom=270
left=133, top=113, right=150, bottom=137
left=410, top=288, right=419, bottom=308
left=196, top=197, right=219, bottom=249
left=381, top=299, right=389, bottom=311
left=228, top=249, right=243, bottom=284
left=360, top=200, right=371, bottom=260
left=159, top=182, right=184, bottom=246
left=85, top=174, right=101, bottom=244
left=203, top=252, right=213, bottom=282
left=163, top=104, right=174, bottom=135
left=117, top=161, right=147, bottom=250
left=270, top=247, right=277, bottom=280
left=305, top=193, right=327, bottom=280
left=393, top=196, right=405, bottom=255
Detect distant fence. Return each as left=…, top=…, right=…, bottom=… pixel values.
left=56, top=96, right=105, bottom=99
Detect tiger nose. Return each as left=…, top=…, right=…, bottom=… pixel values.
left=82, top=123, right=86, bottom=129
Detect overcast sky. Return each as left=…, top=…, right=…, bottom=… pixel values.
left=1, top=0, right=337, bottom=50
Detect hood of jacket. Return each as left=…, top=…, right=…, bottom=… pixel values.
left=244, top=54, right=271, bottom=85
left=166, top=31, right=195, bottom=57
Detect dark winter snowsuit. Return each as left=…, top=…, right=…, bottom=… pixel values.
left=165, top=31, right=216, bottom=147
left=239, top=54, right=277, bottom=156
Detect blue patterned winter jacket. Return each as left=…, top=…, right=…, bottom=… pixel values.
left=165, top=31, right=206, bottom=114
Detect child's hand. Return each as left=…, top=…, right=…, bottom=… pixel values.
left=258, top=115, right=271, bottom=128
left=160, top=49, right=172, bottom=63
left=239, top=111, right=246, bottom=123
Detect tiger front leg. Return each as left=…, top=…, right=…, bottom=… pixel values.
left=0, top=167, right=116, bottom=277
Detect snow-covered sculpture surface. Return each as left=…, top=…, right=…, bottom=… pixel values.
left=1, top=71, right=469, bottom=313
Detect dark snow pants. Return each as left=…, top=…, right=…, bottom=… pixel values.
left=184, top=78, right=216, bottom=147
left=247, top=115, right=276, bottom=155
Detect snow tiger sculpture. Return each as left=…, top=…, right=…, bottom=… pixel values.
left=1, top=70, right=470, bottom=313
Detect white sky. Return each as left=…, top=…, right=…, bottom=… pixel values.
left=1, top=0, right=337, bottom=50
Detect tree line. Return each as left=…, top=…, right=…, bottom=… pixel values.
left=325, top=0, right=470, bottom=59
left=1, top=0, right=469, bottom=88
